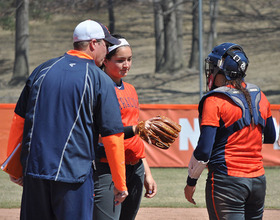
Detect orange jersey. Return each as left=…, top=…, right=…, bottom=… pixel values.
left=200, top=88, right=272, bottom=178
left=115, top=81, right=145, bottom=163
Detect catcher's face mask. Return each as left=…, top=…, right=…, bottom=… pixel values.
left=205, top=58, right=222, bottom=91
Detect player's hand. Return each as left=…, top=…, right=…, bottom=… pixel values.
left=9, top=175, right=23, bottom=186
left=184, top=184, right=196, bottom=205
left=144, top=174, right=157, bottom=198
left=113, top=187, right=128, bottom=206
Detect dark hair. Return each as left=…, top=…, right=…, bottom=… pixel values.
left=105, top=34, right=126, bottom=60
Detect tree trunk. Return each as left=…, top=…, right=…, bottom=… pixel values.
left=207, top=0, right=219, bottom=53
left=188, top=0, right=199, bottom=69
left=174, top=0, right=184, bottom=70
left=10, top=0, right=29, bottom=86
left=162, top=0, right=177, bottom=71
left=107, top=0, right=115, bottom=33
left=153, top=0, right=165, bottom=72
left=94, top=0, right=100, bottom=10
left=154, top=0, right=183, bottom=72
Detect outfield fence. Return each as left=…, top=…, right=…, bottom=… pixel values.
left=1, top=104, right=280, bottom=168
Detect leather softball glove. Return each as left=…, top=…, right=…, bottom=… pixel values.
left=136, top=115, right=181, bottom=149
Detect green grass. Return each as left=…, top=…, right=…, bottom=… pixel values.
left=140, top=168, right=207, bottom=208
left=0, top=171, right=22, bottom=208
left=1, top=168, right=280, bottom=209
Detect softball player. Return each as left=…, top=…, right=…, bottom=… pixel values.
left=93, top=35, right=157, bottom=220
left=184, top=43, right=276, bottom=219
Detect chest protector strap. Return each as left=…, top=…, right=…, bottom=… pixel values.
left=198, top=83, right=265, bottom=134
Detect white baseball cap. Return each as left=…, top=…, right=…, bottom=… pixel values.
left=73, top=20, right=120, bottom=45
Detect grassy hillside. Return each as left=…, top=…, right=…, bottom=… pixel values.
left=0, top=1, right=279, bottom=104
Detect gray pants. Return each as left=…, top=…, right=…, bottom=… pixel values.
left=93, top=160, right=144, bottom=220
left=206, top=172, right=266, bottom=220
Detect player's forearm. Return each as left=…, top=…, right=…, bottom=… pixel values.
left=142, top=158, right=152, bottom=177
left=102, top=133, right=127, bottom=191
left=187, top=154, right=208, bottom=186
left=187, top=126, right=216, bottom=186
left=193, top=125, right=217, bottom=162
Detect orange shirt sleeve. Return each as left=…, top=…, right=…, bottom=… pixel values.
left=201, top=96, right=221, bottom=127
left=101, top=133, right=127, bottom=191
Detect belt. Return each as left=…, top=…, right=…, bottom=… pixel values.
left=99, top=158, right=140, bottom=166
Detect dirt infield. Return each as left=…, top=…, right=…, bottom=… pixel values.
left=136, top=208, right=280, bottom=220
left=1, top=208, right=279, bottom=220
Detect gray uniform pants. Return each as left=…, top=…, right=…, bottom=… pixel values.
left=206, top=172, right=266, bottom=220
left=93, top=160, right=144, bottom=220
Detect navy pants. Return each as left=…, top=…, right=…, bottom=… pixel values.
left=20, top=168, right=94, bottom=220
left=206, top=172, right=266, bottom=220
left=93, top=160, right=144, bottom=220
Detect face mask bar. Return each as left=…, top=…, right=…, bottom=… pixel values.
left=205, top=59, right=221, bottom=91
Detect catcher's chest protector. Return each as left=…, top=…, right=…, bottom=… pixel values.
left=198, top=83, right=265, bottom=134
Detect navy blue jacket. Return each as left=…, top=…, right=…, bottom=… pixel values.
left=15, top=52, right=123, bottom=183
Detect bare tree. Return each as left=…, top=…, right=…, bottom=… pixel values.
left=153, top=0, right=183, bottom=73
left=107, top=0, right=115, bottom=33
left=10, top=0, right=29, bottom=86
left=207, top=0, right=219, bottom=53
left=175, top=0, right=184, bottom=65
left=162, top=0, right=177, bottom=71
left=154, top=0, right=165, bottom=72
left=188, top=0, right=199, bottom=70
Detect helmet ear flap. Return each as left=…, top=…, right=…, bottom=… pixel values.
left=223, top=50, right=248, bottom=80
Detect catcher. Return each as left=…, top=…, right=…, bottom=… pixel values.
left=184, top=43, right=276, bottom=219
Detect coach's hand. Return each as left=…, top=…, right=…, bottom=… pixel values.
left=9, top=175, right=23, bottom=186
left=184, top=185, right=196, bottom=205
left=114, top=187, right=128, bottom=206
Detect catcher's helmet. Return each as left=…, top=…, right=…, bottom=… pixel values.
left=205, top=42, right=249, bottom=91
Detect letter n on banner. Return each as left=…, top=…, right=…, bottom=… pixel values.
left=179, top=118, right=200, bottom=151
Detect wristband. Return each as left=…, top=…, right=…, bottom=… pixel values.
left=187, top=176, right=198, bottom=186
left=124, top=126, right=135, bottom=139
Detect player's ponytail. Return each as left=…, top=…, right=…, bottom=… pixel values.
left=228, top=79, right=255, bottom=128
